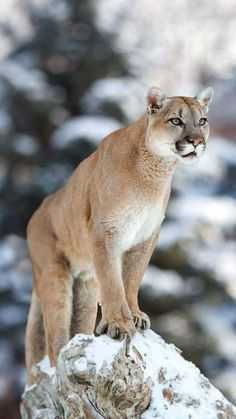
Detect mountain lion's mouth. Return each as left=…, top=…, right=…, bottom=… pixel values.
left=182, top=151, right=197, bottom=158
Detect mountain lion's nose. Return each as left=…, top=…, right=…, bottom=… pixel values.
left=188, top=137, right=203, bottom=147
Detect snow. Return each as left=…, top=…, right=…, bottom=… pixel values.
left=38, top=355, right=55, bottom=378
left=0, top=59, right=64, bottom=104
left=185, top=241, right=236, bottom=298
left=73, top=356, right=88, bottom=374
left=50, top=116, right=122, bottom=149
left=193, top=303, right=236, bottom=364
left=211, top=137, right=236, bottom=167
left=173, top=137, right=236, bottom=196
left=141, top=265, right=185, bottom=297
left=173, top=150, right=226, bottom=195
left=66, top=333, right=124, bottom=372
left=12, top=134, right=40, bottom=156
left=158, top=221, right=195, bottom=249
left=0, top=235, right=28, bottom=269
left=213, top=369, right=236, bottom=407
left=94, top=0, right=236, bottom=95
left=0, top=241, right=15, bottom=269
left=0, top=60, right=47, bottom=94
left=168, top=195, right=236, bottom=229
left=81, top=77, right=144, bottom=121
left=39, top=331, right=236, bottom=418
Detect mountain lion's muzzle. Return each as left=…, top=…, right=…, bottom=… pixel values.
left=175, top=135, right=206, bottom=159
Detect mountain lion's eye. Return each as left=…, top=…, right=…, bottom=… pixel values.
left=199, top=118, right=207, bottom=126
left=170, top=118, right=182, bottom=126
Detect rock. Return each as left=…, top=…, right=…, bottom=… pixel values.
left=21, top=331, right=236, bottom=418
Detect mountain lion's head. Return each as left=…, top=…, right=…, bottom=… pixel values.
left=146, top=86, right=213, bottom=164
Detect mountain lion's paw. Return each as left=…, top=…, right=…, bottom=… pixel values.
left=132, top=311, right=150, bottom=330
left=96, top=317, right=136, bottom=340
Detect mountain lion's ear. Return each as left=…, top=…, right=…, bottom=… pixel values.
left=147, top=87, right=167, bottom=114
left=196, top=87, right=214, bottom=112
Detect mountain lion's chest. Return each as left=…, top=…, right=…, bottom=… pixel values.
left=115, top=201, right=166, bottom=252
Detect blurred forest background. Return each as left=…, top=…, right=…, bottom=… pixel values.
left=0, top=0, right=236, bottom=418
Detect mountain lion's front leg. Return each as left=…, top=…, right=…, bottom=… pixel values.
left=91, top=235, right=135, bottom=339
left=122, top=230, right=159, bottom=330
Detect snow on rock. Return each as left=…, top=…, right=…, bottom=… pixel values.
left=213, top=369, right=236, bottom=410
left=38, top=356, right=55, bottom=378
left=21, top=330, right=236, bottom=419
left=50, top=115, right=122, bottom=149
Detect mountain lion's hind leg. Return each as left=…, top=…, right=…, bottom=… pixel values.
left=25, top=291, right=45, bottom=384
left=37, top=258, right=73, bottom=367
left=70, top=275, right=99, bottom=337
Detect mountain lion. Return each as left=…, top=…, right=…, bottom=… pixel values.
left=25, top=86, right=213, bottom=383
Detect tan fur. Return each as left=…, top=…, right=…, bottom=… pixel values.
left=25, top=86, right=213, bottom=383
